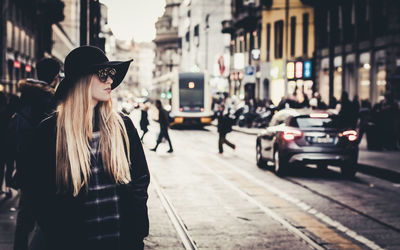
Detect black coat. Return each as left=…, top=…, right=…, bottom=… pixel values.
left=214, top=111, right=233, bottom=135
left=140, top=110, right=149, bottom=132
left=7, top=81, right=54, bottom=188
left=24, top=114, right=150, bottom=250
left=157, top=108, right=170, bottom=129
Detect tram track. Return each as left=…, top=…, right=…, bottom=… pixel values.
left=148, top=128, right=398, bottom=249
left=183, top=129, right=393, bottom=249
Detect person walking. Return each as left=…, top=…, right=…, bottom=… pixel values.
left=214, top=104, right=236, bottom=154
left=150, top=100, right=173, bottom=153
left=8, top=58, right=60, bottom=250
left=24, top=46, right=150, bottom=250
left=139, top=102, right=150, bottom=141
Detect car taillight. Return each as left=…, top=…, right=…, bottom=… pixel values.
left=282, top=129, right=303, bottom=141
left=200, top=108, right=204, bottom=112
left=179, top=107, right=183, bottom=112
left=342, top=130, right=358, bottom=142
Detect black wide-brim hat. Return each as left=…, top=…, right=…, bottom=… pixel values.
left=55, top=45, right=133, bottom=101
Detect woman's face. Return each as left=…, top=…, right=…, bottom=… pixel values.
left=91, top=74, right=113, bottom=105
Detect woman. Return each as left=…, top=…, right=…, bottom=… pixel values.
left=26, top=46, right=150, bottom=250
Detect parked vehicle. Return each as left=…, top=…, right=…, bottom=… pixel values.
left=256, top=109, right=359, bottom=178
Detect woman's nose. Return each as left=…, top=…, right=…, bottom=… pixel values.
left=106, top=76, right=113, bottom=84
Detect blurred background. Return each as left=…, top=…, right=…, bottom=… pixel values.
left=0, top=0, right=399, bottom=112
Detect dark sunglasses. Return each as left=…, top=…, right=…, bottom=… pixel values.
left=96, top=67, right=117, bottom=82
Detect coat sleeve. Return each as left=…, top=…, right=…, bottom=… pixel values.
left=120, top=115, right=150, bottom=241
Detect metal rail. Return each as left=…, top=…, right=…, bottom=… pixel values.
left=151, top=172, right=198, bottom=250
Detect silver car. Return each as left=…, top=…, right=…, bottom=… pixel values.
left=256, top=109, right=359, bottom=177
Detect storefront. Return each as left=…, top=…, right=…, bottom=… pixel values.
left=286, top=60, right=314, bottom=101
left=270, top=60, right=285, bottom=105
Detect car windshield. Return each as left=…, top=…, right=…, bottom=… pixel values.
left=291, top=117, right=338, bottom=128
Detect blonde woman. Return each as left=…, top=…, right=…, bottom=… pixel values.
left=25, top=46, right=150, bottom=250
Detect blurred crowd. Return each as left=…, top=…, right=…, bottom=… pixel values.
left=212, top=90, right=400, bottom=151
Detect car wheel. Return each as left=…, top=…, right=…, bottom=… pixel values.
left=341, top=162, right=357, bottom=178
left=256, top=142, right=267, bottom=168
left=274, top=150, right=288, bottom=176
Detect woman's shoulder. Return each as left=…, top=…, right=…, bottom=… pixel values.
left=119, top=112, right=137, bottom=132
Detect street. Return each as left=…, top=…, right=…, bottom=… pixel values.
left=137, top=110, right=400, bottom=250
left=0, top=110, right=399, bottom=250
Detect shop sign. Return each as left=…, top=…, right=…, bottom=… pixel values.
left=270, top=60, right=284, bottom=80
left=245, top=65, right=255, bottom=76
left=25, top=65, right=31, bottom=72
left=286, top=62, right=295, bottom=79
left=251, top=49, right=260, bottom=60
left=234, top=53, right=245, bottom=70
left=295, top=61, right=303, bottom=78
left=304, top=61, right=312, bottom=78
left=14, top=60, right=21, bottom=69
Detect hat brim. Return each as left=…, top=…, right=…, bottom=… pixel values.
left=55, top=59, right=133, bottom=101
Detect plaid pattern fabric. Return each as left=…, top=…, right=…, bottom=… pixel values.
left=84, top=131, right=121, bottom=245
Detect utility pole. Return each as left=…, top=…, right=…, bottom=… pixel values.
left=328, top=8, right=334, bottom=106
left=205, top=14, right=210, bottom=73
left=285, top=0, right=289, bottom=95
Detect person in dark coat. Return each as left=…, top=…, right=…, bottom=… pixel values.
left=338, top=91, right=356, bottom=129
left=24, top=46, right=149, bottom=250
left=214, top=104, right=236, bottom=154
left=9, top=57, right=60, bottom=250
left=139, top=102, right=150, bottom=141
left=150, top=100, right=173, bottom=153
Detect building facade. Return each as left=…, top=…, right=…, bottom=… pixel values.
left=152, top=0, right=182, bottom=105
left=311, top=0, right=400, bottom=105
left=179, top=0, right=231, bottom=95
left=222, top=0, right=263, bottom=101
left=259, top=0, right=314, bottom=105
left=0, top=0, right=64, bottom=93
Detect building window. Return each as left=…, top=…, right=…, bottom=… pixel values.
left=185, top=31, right=190, bottom=50
left=303, top=13, right=309, bottom=56
left=194, top=24, right=199, bottom=46
left=274, top=20, right=283, bottom=59
left=290, top=16, right=296, bottom=57
left=266, top=23, right=271, bottom=61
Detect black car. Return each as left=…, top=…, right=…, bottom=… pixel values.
left=256, top=109, right=359, bottom=177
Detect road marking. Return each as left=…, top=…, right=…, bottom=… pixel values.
left=205, top=154, right=385, bottom=250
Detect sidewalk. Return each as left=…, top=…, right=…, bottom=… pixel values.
left=226, top=122, right=400, bottom=181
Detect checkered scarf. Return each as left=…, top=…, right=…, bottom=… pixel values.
left=83, top=131, right=121, bottom=246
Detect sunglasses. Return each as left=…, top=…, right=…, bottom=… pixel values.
left=96, top=67, right=117, bottom=82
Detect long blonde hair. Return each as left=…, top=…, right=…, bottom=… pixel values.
left=56, top=75, right=131, bottom=196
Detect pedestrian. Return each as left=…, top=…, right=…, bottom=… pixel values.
left=139, top=102, right=150, bottom=141
left=357, top=100, right=371, bottom=145
left=8, top=58, right=60, bottom=250
left=24, top=46, right=150, bottom=250
left=338, top=91, right=356, bottom=129
left=214, top=104, right=236, bottom=154
left=150, top=100, right=173, bottom=153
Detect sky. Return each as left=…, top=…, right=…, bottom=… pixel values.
left=100, top=0, right=165, bottom=42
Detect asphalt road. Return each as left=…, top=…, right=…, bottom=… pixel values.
left=140, top=113, right=400, bottom=250
left=1, top=110, right=399, bottom=250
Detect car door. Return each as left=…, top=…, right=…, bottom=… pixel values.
left=260, top=110, right=293, bottom=160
